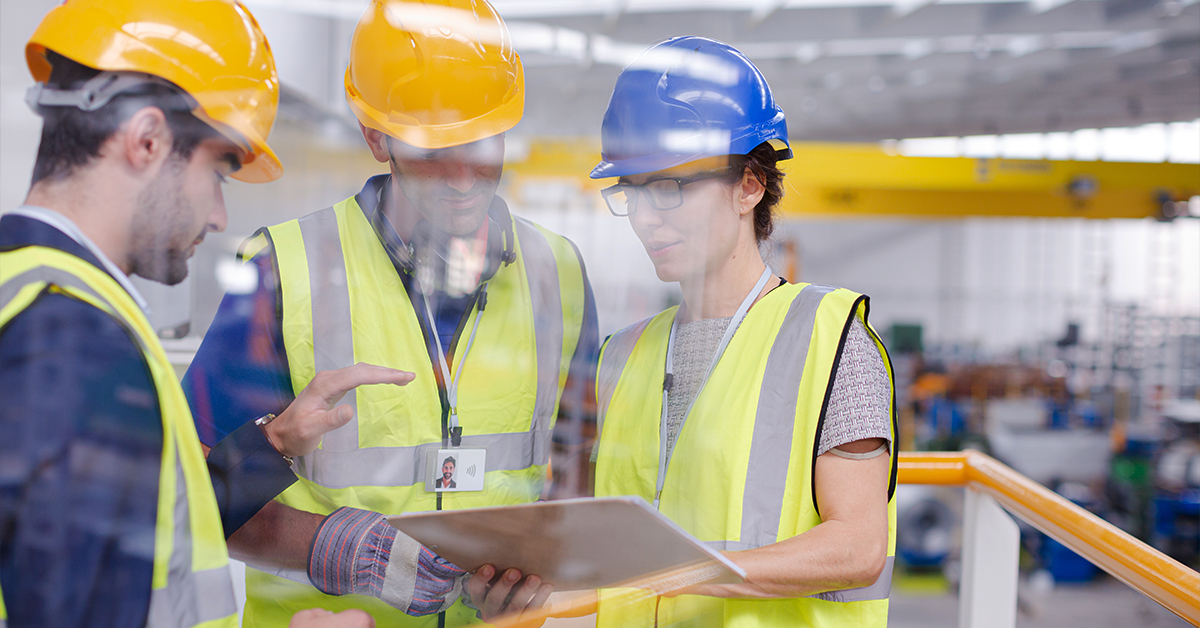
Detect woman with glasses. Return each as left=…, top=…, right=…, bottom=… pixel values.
left=590, top=37, right=897, bottom=628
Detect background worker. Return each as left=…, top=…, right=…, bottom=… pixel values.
left=0, top=2, right=408, bottom=627
left=183, top=0, right=599, bottom=625
left=590, top=37, right=897, bottom=627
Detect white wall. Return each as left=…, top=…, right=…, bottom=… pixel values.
left=526, top=208, right=1200, bottom=352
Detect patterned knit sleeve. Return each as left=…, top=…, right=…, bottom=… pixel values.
left=817, top=318, right=892, bottom=456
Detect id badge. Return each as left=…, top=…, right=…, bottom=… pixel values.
left=426, top=448, right=486, bottom=492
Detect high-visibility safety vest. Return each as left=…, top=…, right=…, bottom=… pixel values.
left=0, top=246, right=238, bottom=628
left=241, top=197, right=587, bottom=626
left=594, top=283, right=898, bottom=628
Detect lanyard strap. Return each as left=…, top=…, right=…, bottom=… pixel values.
left=421, top=284, right=487, bottom=446
left=655, top=266, right=773, bottom=508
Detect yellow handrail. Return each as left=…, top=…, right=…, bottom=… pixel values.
left=900, top=450, right=1200, bottom=624
left=500, top=450, right=1200, bottom=627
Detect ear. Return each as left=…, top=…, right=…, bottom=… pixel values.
left=360, top=122, right=392, bottom=163
left=120, top=106, right=173, bottom=174
left=735, top=168, right=766, bottom=217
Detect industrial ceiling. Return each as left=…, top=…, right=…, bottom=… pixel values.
left=247, top=0, right=1200, bottom=142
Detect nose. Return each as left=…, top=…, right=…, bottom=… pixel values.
left=208, top=187, right=228, bottom=233
left=628, top=192, right=662, bottom=232
left=444, top=160, right=478, bottom=194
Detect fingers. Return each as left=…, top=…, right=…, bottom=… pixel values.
left=273, top=364, right=413, bottom=458
left=528, top=582, right=554, bottom=611
left=321, top=405, right=356, bottom=431
left=482, top=568, right=523, bottom=619
left=314, top=363, right=415, bottom=403
left=327, top=610, right=375, bottom=628
left=466, top=564, right=495, bottom=603
left=288, top=608, right=375, bottom=628
left=509, top=584, right=555, bottom=628
left=289, top=608, right=332, bottom=627
left=505, top=574, right=547, bottom=615
left=469, top=566, right=554, bottom=625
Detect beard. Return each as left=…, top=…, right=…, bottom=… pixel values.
left=128, top=157, right=201, bottom=286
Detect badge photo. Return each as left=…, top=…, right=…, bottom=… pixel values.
left=427, top=448, right=487, bottom=492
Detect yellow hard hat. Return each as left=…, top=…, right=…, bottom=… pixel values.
left=26, top=0, right=283, bottom=183
left=346, top=0, right=524, bottom=150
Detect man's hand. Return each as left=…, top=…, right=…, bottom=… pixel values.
left=288, top=608, right=375, bottom=628
left=465, top=565, right=554, bottom=626
left=264, top=362, right=415, bottom=457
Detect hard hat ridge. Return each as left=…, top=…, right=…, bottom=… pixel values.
left=591, top=36, right=791, bottom=179
left=345, top=0, right=525, bottom=150
left=25, top=0, right=283, bottom=183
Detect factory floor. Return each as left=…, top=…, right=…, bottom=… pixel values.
left=887, top=575, right=1189, bottom=627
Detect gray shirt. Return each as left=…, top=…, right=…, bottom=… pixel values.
left=593, top=313, right=892, bottom=463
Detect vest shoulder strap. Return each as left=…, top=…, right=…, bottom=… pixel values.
left=1, top=247, right=133, bottom=339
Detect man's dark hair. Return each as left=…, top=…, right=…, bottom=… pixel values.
left=730, top=142, right=786, bottom=243
left=443, top=456, right=456, bottom=467
left=31, top=51, right=219, bottom=184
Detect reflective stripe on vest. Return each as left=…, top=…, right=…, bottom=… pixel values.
left=595, top=282, right=897, bottom=626
left=251, top=198, right=586, bottom=626
left=270, top=204, right=579, bottom=490
left=0, top=249, right=237, bottom=628
left=595, top=317, right=650, bottom=439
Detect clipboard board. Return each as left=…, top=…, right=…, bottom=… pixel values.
left=387, top=496, right=745, bottom=591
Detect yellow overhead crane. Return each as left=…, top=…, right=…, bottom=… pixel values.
left=503, top=139, right=1200, bottom=220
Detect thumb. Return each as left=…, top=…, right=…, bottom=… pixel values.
left=324, top=405, right=355, bottom=430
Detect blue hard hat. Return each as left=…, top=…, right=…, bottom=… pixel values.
left=590, top=36, right=792, bottom=179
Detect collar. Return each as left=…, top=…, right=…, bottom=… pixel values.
left=7, top=205, right=151, bottom=315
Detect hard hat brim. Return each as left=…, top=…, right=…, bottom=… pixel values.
left=25, top=1, right=283, bottom=184
left=195, top=109, right=283, bottom=183
left=344, top=58, right=524, bottom=150
left=590, top=137, right=793, bottom=179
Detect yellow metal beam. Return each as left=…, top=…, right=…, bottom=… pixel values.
left=502, top=139, right=1200, bottom=220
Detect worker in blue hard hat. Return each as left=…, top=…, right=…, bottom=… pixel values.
left=589, top=37, right=898, bottom=627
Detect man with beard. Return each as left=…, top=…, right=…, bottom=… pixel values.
left=0, top=2, right=407, bottom=626
left=436, top=457, right=457, bottom=490
left=182, top=0, right=599, bottom=625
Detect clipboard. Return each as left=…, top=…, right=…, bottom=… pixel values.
left=387, top=496, right=745, bottom=591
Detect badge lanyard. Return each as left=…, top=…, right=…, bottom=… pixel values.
left=654, top=266, right=773, bottom=508
left=421, top=283, right=488, bottom=447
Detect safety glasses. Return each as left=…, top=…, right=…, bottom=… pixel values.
left=600, top=166, right=741, bottom=217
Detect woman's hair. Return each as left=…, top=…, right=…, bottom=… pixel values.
left=730, top=142, right=785, bottom=243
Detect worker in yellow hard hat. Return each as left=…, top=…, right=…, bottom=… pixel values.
left=181, top=0, right=599, bottom=626
left=0, top=1, right=409, bottom=626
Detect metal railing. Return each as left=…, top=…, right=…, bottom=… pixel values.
left=518, top=449, right=1199, bottom=628
left=900, top=450, right=1200, bottom=627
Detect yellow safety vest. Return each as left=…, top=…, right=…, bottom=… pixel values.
left=241, top=197, right=587, bottom=626
left=594, top=283, right=898, bottom=628
left=0, top=246, right=237, bottom=628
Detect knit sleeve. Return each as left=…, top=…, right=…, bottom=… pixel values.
left=817, top=318, right=892, bottom=456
